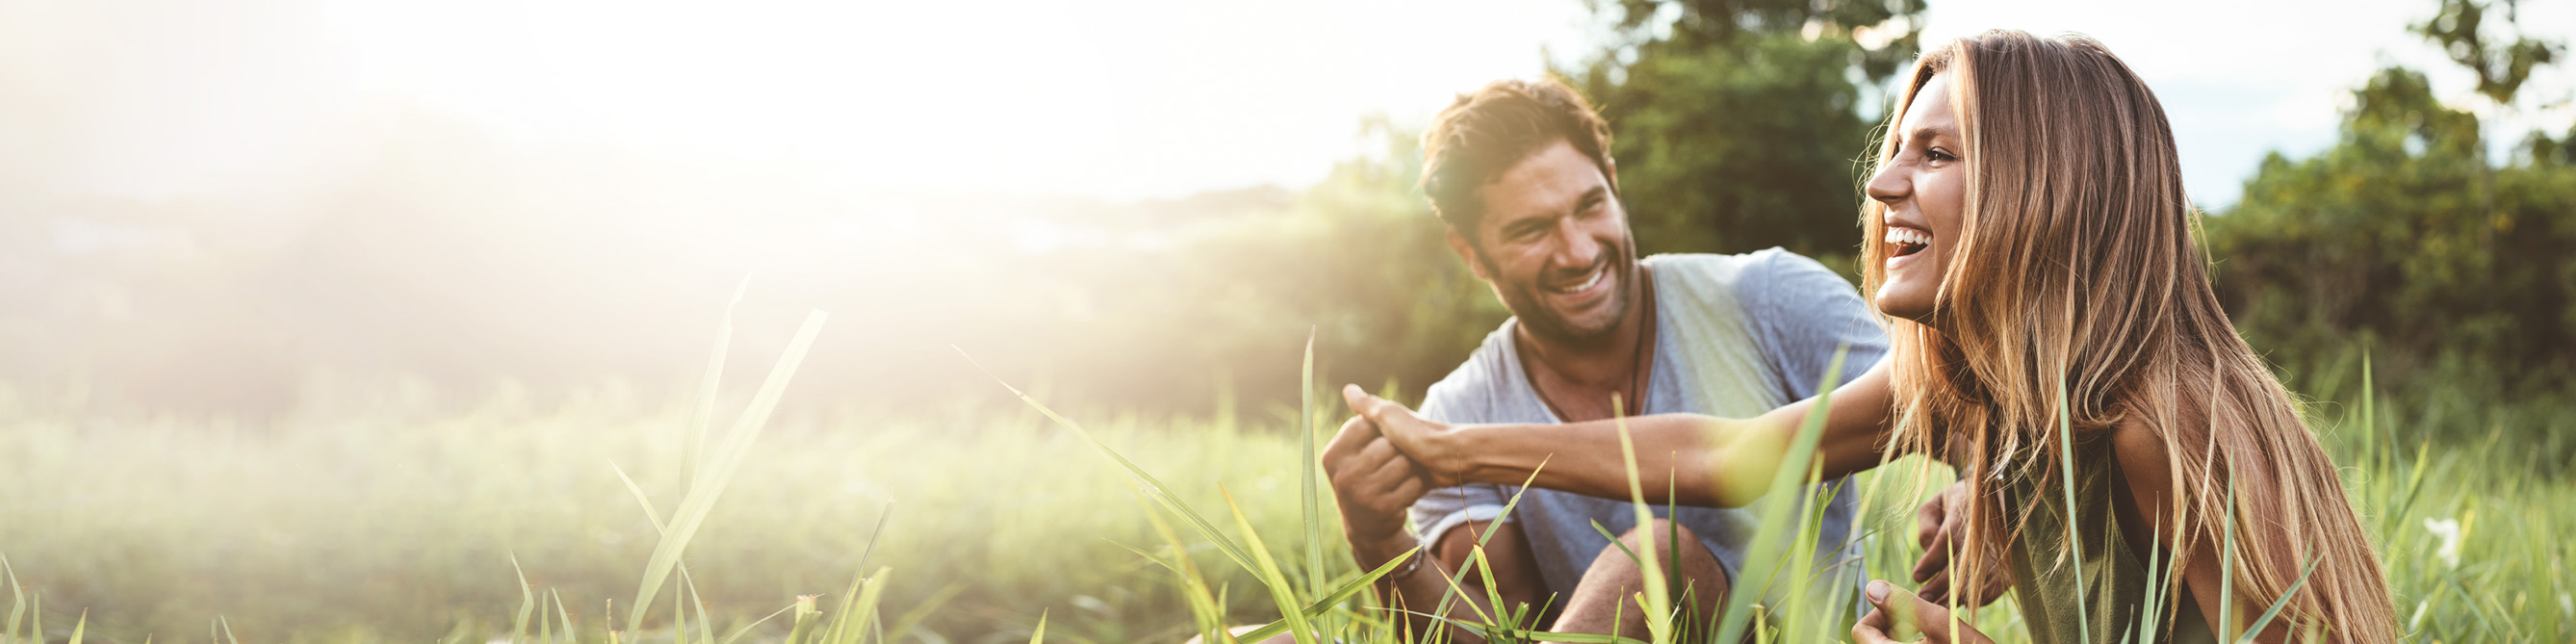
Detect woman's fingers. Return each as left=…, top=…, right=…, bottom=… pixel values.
left=1913, top=523, right=1955, bottom=582
left=1916, top=491, right=1946, bottom=549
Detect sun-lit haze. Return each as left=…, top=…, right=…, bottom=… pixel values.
left=0, top=0, right=2567, bottom=413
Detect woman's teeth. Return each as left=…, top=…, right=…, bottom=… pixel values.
left=1548, top=268, right=1606, bottom=295
left=1883, top=227, right=1932, bottom=246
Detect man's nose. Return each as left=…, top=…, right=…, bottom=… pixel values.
left=1552, top=217, right=1602, bottom=266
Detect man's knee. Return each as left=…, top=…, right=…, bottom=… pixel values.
left=1616, top=519, right=1706, bottom=563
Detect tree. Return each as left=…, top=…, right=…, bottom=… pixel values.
left=1561, top=0, right=1926, bottom=269
left=2208, top=0, right=2575, bottom=387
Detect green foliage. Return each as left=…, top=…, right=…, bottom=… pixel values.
left=1563, top=0, right=1923, bottom=265
left=2207, top=2, right=2576, bottom=404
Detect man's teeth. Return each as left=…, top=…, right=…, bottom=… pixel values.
left=1883, top=227, right=1932, bottom=246
left=1549, top=268, right=1606, bottom=295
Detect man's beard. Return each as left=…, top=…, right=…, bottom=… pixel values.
left=1489, top=239, right=1637, bottom=350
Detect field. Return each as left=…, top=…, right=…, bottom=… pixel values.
left=2, top=343, right=2572, bottom=644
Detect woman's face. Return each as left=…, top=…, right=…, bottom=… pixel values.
left=1867, top=73, right=1967, bottom=325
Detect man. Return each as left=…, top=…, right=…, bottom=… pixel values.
left=1318, top=78, right=1887, bottom=641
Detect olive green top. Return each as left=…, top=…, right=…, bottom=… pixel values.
left=1998, top=438, right=2219, bottom=644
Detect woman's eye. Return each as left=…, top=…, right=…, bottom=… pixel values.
left=1926, top=149, right=1956, bottom=163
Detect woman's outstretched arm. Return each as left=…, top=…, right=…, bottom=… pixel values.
left=1341, top=361, right=1906, bottom=508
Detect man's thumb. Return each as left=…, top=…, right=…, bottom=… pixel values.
left=1342, top=384, right=1378, bottom=417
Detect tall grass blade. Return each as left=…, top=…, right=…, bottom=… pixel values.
left=4, top=554, right=23, bottom=644
left=1299, top=328, right=1327, bottom=602
left=716, top=604, right=798, bottom=644
left=630, top=310, right=829, bottom=634
left=2053, top=375, right=2091, bottom=644
left=1711, top=347, right=1848, bottom=643
left=1222, top=487, right=1318, bottom=644
left=685, top=274, right=751, bottom=487
left=783, top=596, right=820, bottom=644
left=680, top=568, right=715, bottom=644
left=2220, top=485, right=2238, bottom=640
left=2233, top=554, right=2323, bottom=643
left=1610, top=394, right=1674, bottom=643
left=64, top=610, right=81, bottom=644
left=1133, top=492, right=1235, bottom=644
left=554, top=588, right=580, bottom=644
left=1027, top=609, right=1048, bottom=644
left=511, top=554, right=538, bottom=644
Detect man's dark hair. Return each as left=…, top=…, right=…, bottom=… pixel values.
left=1419, top=77, right=1617, bottom=237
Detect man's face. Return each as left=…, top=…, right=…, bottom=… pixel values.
left=1451, top=140, right=1637, bottom=348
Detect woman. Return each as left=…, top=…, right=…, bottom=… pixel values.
left=1344, top=31, right=2397, bottom=643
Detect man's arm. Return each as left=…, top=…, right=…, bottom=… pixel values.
left=1344, top=362, right=1905, bottom=508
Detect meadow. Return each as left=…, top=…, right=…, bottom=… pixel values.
left=1, top=326, right=2571, bottom=643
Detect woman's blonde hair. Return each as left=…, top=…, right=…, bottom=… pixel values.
left=1859, top=31, right=2397, bottom=640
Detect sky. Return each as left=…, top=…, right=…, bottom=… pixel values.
left=3, top=0, right=2570, bottom=207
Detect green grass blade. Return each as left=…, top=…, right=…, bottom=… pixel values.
left=1134, top=492, right=1230, bottom=643
left=680, top=568, right=715, bottom=644
left=64, top=610, right=81, bottom=644
left=1027, top=608, right=1047, bottom=644
left=685, top=273, right=750, bottom=487
left=716, top=604, right=798, bottom=644
left=554, top=588, right=579, bottom=644
left=610, top=461, right=668, bottom=531
left=511, top=554, right=538, bottom=644
left=2233, top=554, right=2323, bottom=643
left=4, top=554, right=23, bottom=644
left=783, top=596, right=820, bottom=644
left=1711, top=346, right=1848, bottom=643
left=1299, top=328, right=1326, bottom=601
left=1611, top=394, right=1675, bottom=643
left=630, top=310, right=828, bottom=634
left=2054, top=375, right=2091, bottom=644
left=1222, top=487, right=1318, bottom=644
left=2221, top=485, right=2237, bottom=640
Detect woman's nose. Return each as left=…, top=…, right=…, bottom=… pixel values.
left=1866, top=167, right=1908, bottom=205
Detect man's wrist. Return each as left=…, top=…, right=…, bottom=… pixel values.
left=1349, top=529, right=1421, bottom=571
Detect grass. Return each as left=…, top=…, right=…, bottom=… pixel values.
left=1, top=316, right=2572, bottom=642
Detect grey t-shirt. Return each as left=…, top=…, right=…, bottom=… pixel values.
left=1408, top=248, right=1889, bottom=606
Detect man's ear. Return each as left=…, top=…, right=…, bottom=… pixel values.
left=1445, top=227, right=1491, bottom=282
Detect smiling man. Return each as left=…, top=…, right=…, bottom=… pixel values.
left=1318, top=78, right=1887, bottom=641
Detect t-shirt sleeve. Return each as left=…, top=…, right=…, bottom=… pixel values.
left=1745, top=248, right=1891, bottom=400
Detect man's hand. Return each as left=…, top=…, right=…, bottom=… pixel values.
left=1912, top=480, right=2013, bottom=607
left=1321, top=403, right=1434, bottom=565
left=1341, top=385, right=1467, bottom=483
left=1854, top=580, right=1997, bottom=644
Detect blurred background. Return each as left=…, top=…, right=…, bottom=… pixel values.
left=6, top=0, right=2568, bottom=417
left=3, top=0, right=2574, bottom=642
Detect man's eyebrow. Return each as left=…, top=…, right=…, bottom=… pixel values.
left=1575, top=186, right=1608, bottom=209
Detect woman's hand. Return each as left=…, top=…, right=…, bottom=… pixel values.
left=1854, top=580, right=1996, bottom=644
left=1913, top=480, right=2013, bottom=606
left=1341, top=385, right=1468, bottom=485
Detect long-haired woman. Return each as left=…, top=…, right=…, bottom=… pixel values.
left=1342, top=30, right=2397, bottom=643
